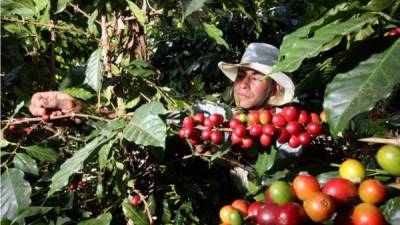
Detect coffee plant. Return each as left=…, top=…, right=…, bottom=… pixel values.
left=1, top=0, right=399, bottom=224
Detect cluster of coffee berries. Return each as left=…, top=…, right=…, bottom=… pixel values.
left=178, top=106, right=324, bottom=150
left=178, top=113, right=226, bottom=145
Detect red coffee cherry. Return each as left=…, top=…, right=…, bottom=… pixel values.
left=282, top=106, right=299, bottom=121
left=277, top=127, right=290, bottom=143
left=246, top=111, right=260, bottom=126
left=229, top=119, right=242, bottom=129
left=260, top=134, right=272, bottom=147
left=194, top=113, right=204, bottom=124
left=306, top=122, right=322, bottom=136
left=262, top=124, right=277, bottom=136
left=8, top=124, right=17, bottom=132
left=286, top=121, right=302, bottom=135
left=42, top=114, right=50, bottom=122
left=204, top=118, right=215, bottom=128
left=298, top=110, right=310, bottom=125
left=241, top=136, right=254, bottom=149
left=288, top=135, right=301, bottom=148
left=249, top=124, right=263, bottom=136
left=234, top=124, right=247, bottom=138
left=200, top=129, right=212, bottom=141
left=210, top=130, right=224, bottom=144
left=209, top=113, right=224, bottom=126
left=183, top=116, right=196, bottom=128
left=130, top=195, right=141, bottom=206
left=23, top=127, right=33, bottom=136
left=182, top=127, right=194, bottom=138
left=272, top=114, right=287, bottom=127
left=230, top=132, right=242, bottom=144
left=297, top=132, right=311, bottom=146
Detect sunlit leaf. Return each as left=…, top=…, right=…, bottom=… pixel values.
left=255, top=147, right=277, bottom=177
left=12, top=207, right=53, bottom=225
left=123, top=114, right=166, bottom=148
left=126, top=0, right=146, bottom=26
left=0, top=169, right=31, bottom=220
left=84, top=48, right=103, bottom=92
left=48, top=136, right=112, bottom=196
left=366, top=0, right=395, bottom=11
left=272, top=13, right=379, bottom=73
left=98, top=139, right=116, bottom=170
left=62, top=87, right=95, bottom=101
left=122, top=201, right=149, bottom=225
left=13, top=153, right=39, bottom=176
left=3, top=23, right=33, bottom=39
left=181, top=0, right=206, bottom=21
left=381, top=196, right=400, bottom=225
left=134, top=101, right=167, bottom=118
left=202, top=23, right=229, bottom=49
left=324, top=40, right=400, bottom=136
left=87, top=9, right=99, bottom=36
left=55, top=0, right=71, bottom=14
left=23, top=145, right=59, bottom=163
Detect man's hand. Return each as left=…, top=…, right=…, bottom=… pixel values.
left=29, top=91, right=84, bottom=117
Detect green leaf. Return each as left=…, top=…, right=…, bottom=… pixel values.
left=84, top=48, right=103, bottom=92
left=12, top=207, right=53, bottom=225
left=272, top=13, right=379, bottom=73
left=62, top=87, right=95, bottom=101
left=202, top=23, right=229, bottom=50
left=48, top=136, right=112, bottom=196
left=98, top=139, right=116, bottom=170
left=78, top=212, right=112, bottom=225
left=87, top=9, right=99, bottom=36
left=127, top=60, right=155, bottom=78
left=23, top=145, right=59, bottom=163
left=134, top=101, right=167, bottom=118
left=13, top=153, right=39, bottom=176
left=125, top=97, right=141, bottom=109
left=181, top=0, right=206, bottom=21
left=1, top=0, right=35, bottom=18
left=161, top=199, right=171, bottom=223
left=126, top=0, right=146, bottom=26
left=10, top=101, right=25, bottom=118
left=366, top=0, right=395, bottom=11
left=3, top=23, right=32, bottom=39
left=316, top=171, right=338, bottom=186
left=12, top=8, right=35, bottom=19
left=255, top=148, right=276, bottom=177
left=323, top=40, right=400, bottom=136
left=174, top=201, right=199, bottom=225
left=100, top=119, right=126, bottom=138
left=123, top=114, right=166, bottom=148
left=33, top=0, right=47, bottom=12
left=0, top=130, right=10, bottom=148
left=122, top=201, right=149, bottom=225
left=381, top=196, right=400, bottom=225
left=0, top=169, right=32, bottom=220
left=55, top=0, right=71, bottom=14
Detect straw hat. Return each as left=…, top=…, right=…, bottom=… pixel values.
left=218, top=43, right=294, bottom=106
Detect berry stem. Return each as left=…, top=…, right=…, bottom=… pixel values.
left=1, top=112, right=109, bottom=125
left=358, top=137, right=400, bottom=147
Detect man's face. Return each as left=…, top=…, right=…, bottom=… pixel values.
left=233, top=67, right=274, bottom=109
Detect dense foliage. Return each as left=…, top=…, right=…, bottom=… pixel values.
left=1, top=0, right=399, bottom=224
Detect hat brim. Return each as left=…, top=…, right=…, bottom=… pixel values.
left=218, top=62, right=294, bottom=106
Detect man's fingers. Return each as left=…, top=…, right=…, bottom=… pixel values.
left=42, top=92, right=60, bottom=108
left=29, top=104, right=46, bottom=116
